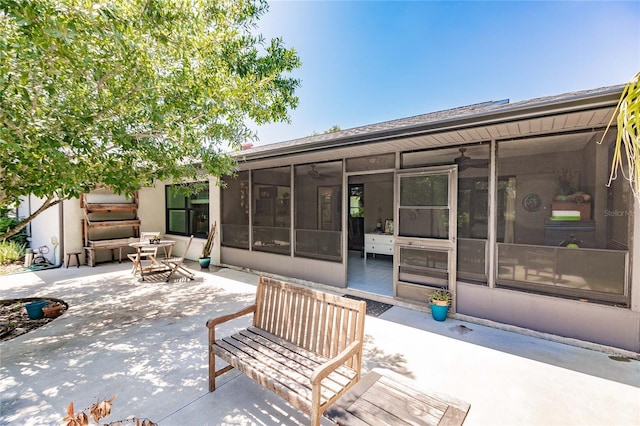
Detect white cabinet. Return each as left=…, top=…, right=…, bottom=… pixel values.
left=364, top=234, right=394, bottom=258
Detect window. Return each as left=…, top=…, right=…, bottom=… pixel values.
left=294, top=162, right=342, bottom=261
left=346, top=153, right=395, bottom=172
left=349, top=185, right=364, bottom=218
left=496, top=133, right=630, bottom=305
left=165, top=183, right=209, bottom=238
left=221, top=171, right=250, bottom=249
left=252, top=167, right=291, bottom=255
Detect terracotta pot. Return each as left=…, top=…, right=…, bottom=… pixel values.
left=42, top=303, right=64, bottom=318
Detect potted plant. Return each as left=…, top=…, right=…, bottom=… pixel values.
left=199, top=222, right=216, bottom=269
left=429, top=288, right=451, bottom=321
left=42, top=302, right=65, bottom=318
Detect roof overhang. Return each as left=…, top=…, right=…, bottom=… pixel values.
left=233, top=85, right=623, bottom=170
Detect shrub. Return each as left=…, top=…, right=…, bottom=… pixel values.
left=0, top=240, right=25, bottom=265
left=0, top=216, right=28, bottom=246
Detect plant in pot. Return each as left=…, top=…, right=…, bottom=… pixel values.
left=429, top=288, right=451, bottom=322
left=199, top=222, right=216, bottom=269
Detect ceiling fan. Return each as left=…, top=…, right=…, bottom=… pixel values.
left=453, top=148, right=489, bottom=171
left=307, top=164, right=332, bottom=179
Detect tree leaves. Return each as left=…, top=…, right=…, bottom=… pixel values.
left=0, top=0, right=301, bottom=235
left=600, top=71, right=640, bottom=204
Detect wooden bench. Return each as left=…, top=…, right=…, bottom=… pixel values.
left=206, top=276, right=367, bottom=426
left=85, top=237, right=137, bottom=266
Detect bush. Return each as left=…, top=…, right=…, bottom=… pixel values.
left=0, top=240, right=25, bottom=265
left=0, top=216, right=28, bottom=246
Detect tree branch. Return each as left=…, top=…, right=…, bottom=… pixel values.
left=0, top=197, right=64, bottom=240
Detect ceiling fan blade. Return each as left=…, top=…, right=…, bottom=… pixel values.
left=467, top=159, right=490, bottom=168
left=454, top=148, right=489, bottom=169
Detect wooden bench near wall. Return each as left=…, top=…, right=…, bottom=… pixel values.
left=206, top=276, right=367, bottom=426
left=85, top=237, right=137, bottom=267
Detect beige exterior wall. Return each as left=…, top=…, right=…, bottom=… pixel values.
left=62, top=198, right=84, bottom=262
left=632, top=198, right=639, bottom=314
left=137, top=181, right=214, bottom=262
left=138, top=184, right=165, bottom=237
left=18, top=195, right=65, bottom=265
left=457, top=282, right=640, bottom=352
left=221, top=246, right=346, bottom=287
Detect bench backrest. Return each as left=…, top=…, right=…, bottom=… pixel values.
left=254, top=277, right=366, bottom=367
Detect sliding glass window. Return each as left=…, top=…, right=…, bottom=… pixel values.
left=294, top=162, right=343, bottom=262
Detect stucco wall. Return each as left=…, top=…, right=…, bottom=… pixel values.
left=137, top=181, right=213, bottom=262
left=457, top=282, right=640, bottom=352
left=63, top=198, right=84, bottom=260
left=221, top=246, right=345, bottom=287
left=19, top=195, right=64, bottom=265
left=632, top=198, right=639, bottom=314
left=138, top=184, right=165, bottom=236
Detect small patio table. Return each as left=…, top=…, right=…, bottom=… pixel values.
left=128, top=240, right=176, bottom=278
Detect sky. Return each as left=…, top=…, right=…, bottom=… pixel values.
left=248, top=0, right=640, bottom=146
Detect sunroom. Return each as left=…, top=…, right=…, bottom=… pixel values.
left=214, top=85, right=638, bottom=352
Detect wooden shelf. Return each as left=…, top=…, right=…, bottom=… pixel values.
left=84, top=203, right=138, bottom=214
left=81, top=191, right=141, bottom=265
left=85, top=219, right=141, bottom=228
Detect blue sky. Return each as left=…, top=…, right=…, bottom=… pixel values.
left=250, top=1, right=640, bottom=146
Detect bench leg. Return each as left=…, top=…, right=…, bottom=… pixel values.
left=85, top=249, right=96, bottom=267
left=209, top=328, right=216, bottom=392
left=311, top=388, right=321, bottom=426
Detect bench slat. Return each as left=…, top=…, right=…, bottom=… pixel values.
left=346, top=395, right=413, bottom=426
left=214, top=339, right=315, bottom=412
left=214, top=337, right=318, bottom=402
left=237, top=329, right=354, bottom=390
left=362, top=381, right=446, bottom=425
left=377, top=374, right=450, bottom=413
left=218, top=332, right=342, bottom=401
left=247, top=327, right=358, bottom=381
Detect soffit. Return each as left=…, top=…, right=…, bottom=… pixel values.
left=235, top=86, right=619, bottom=172
left=236, top=105, right=616, bottom=172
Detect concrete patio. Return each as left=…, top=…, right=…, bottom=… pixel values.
left=0, top=262, right=638, bottom=425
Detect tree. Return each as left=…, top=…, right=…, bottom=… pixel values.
left=0, top=0, right=301, bottom=238
left=307, top=124, right=341, bottom=136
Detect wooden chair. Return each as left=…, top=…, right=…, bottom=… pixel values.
left=161, top=235, right=194, bottom=282
left=127, top=232, right=161, bottom=275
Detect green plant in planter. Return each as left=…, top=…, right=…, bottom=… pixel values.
left=429, top=288, right=451, bottom=306
left=200, top=222, right=216, bottom=259
left=199, top=222, right=216, bottom=269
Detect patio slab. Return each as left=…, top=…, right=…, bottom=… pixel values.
left=0, top=262, right=638, bottom=425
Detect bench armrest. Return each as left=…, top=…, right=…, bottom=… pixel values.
left=310, top=339, right=362, bottom=385
left=206, top=304, right=257, bottom=329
